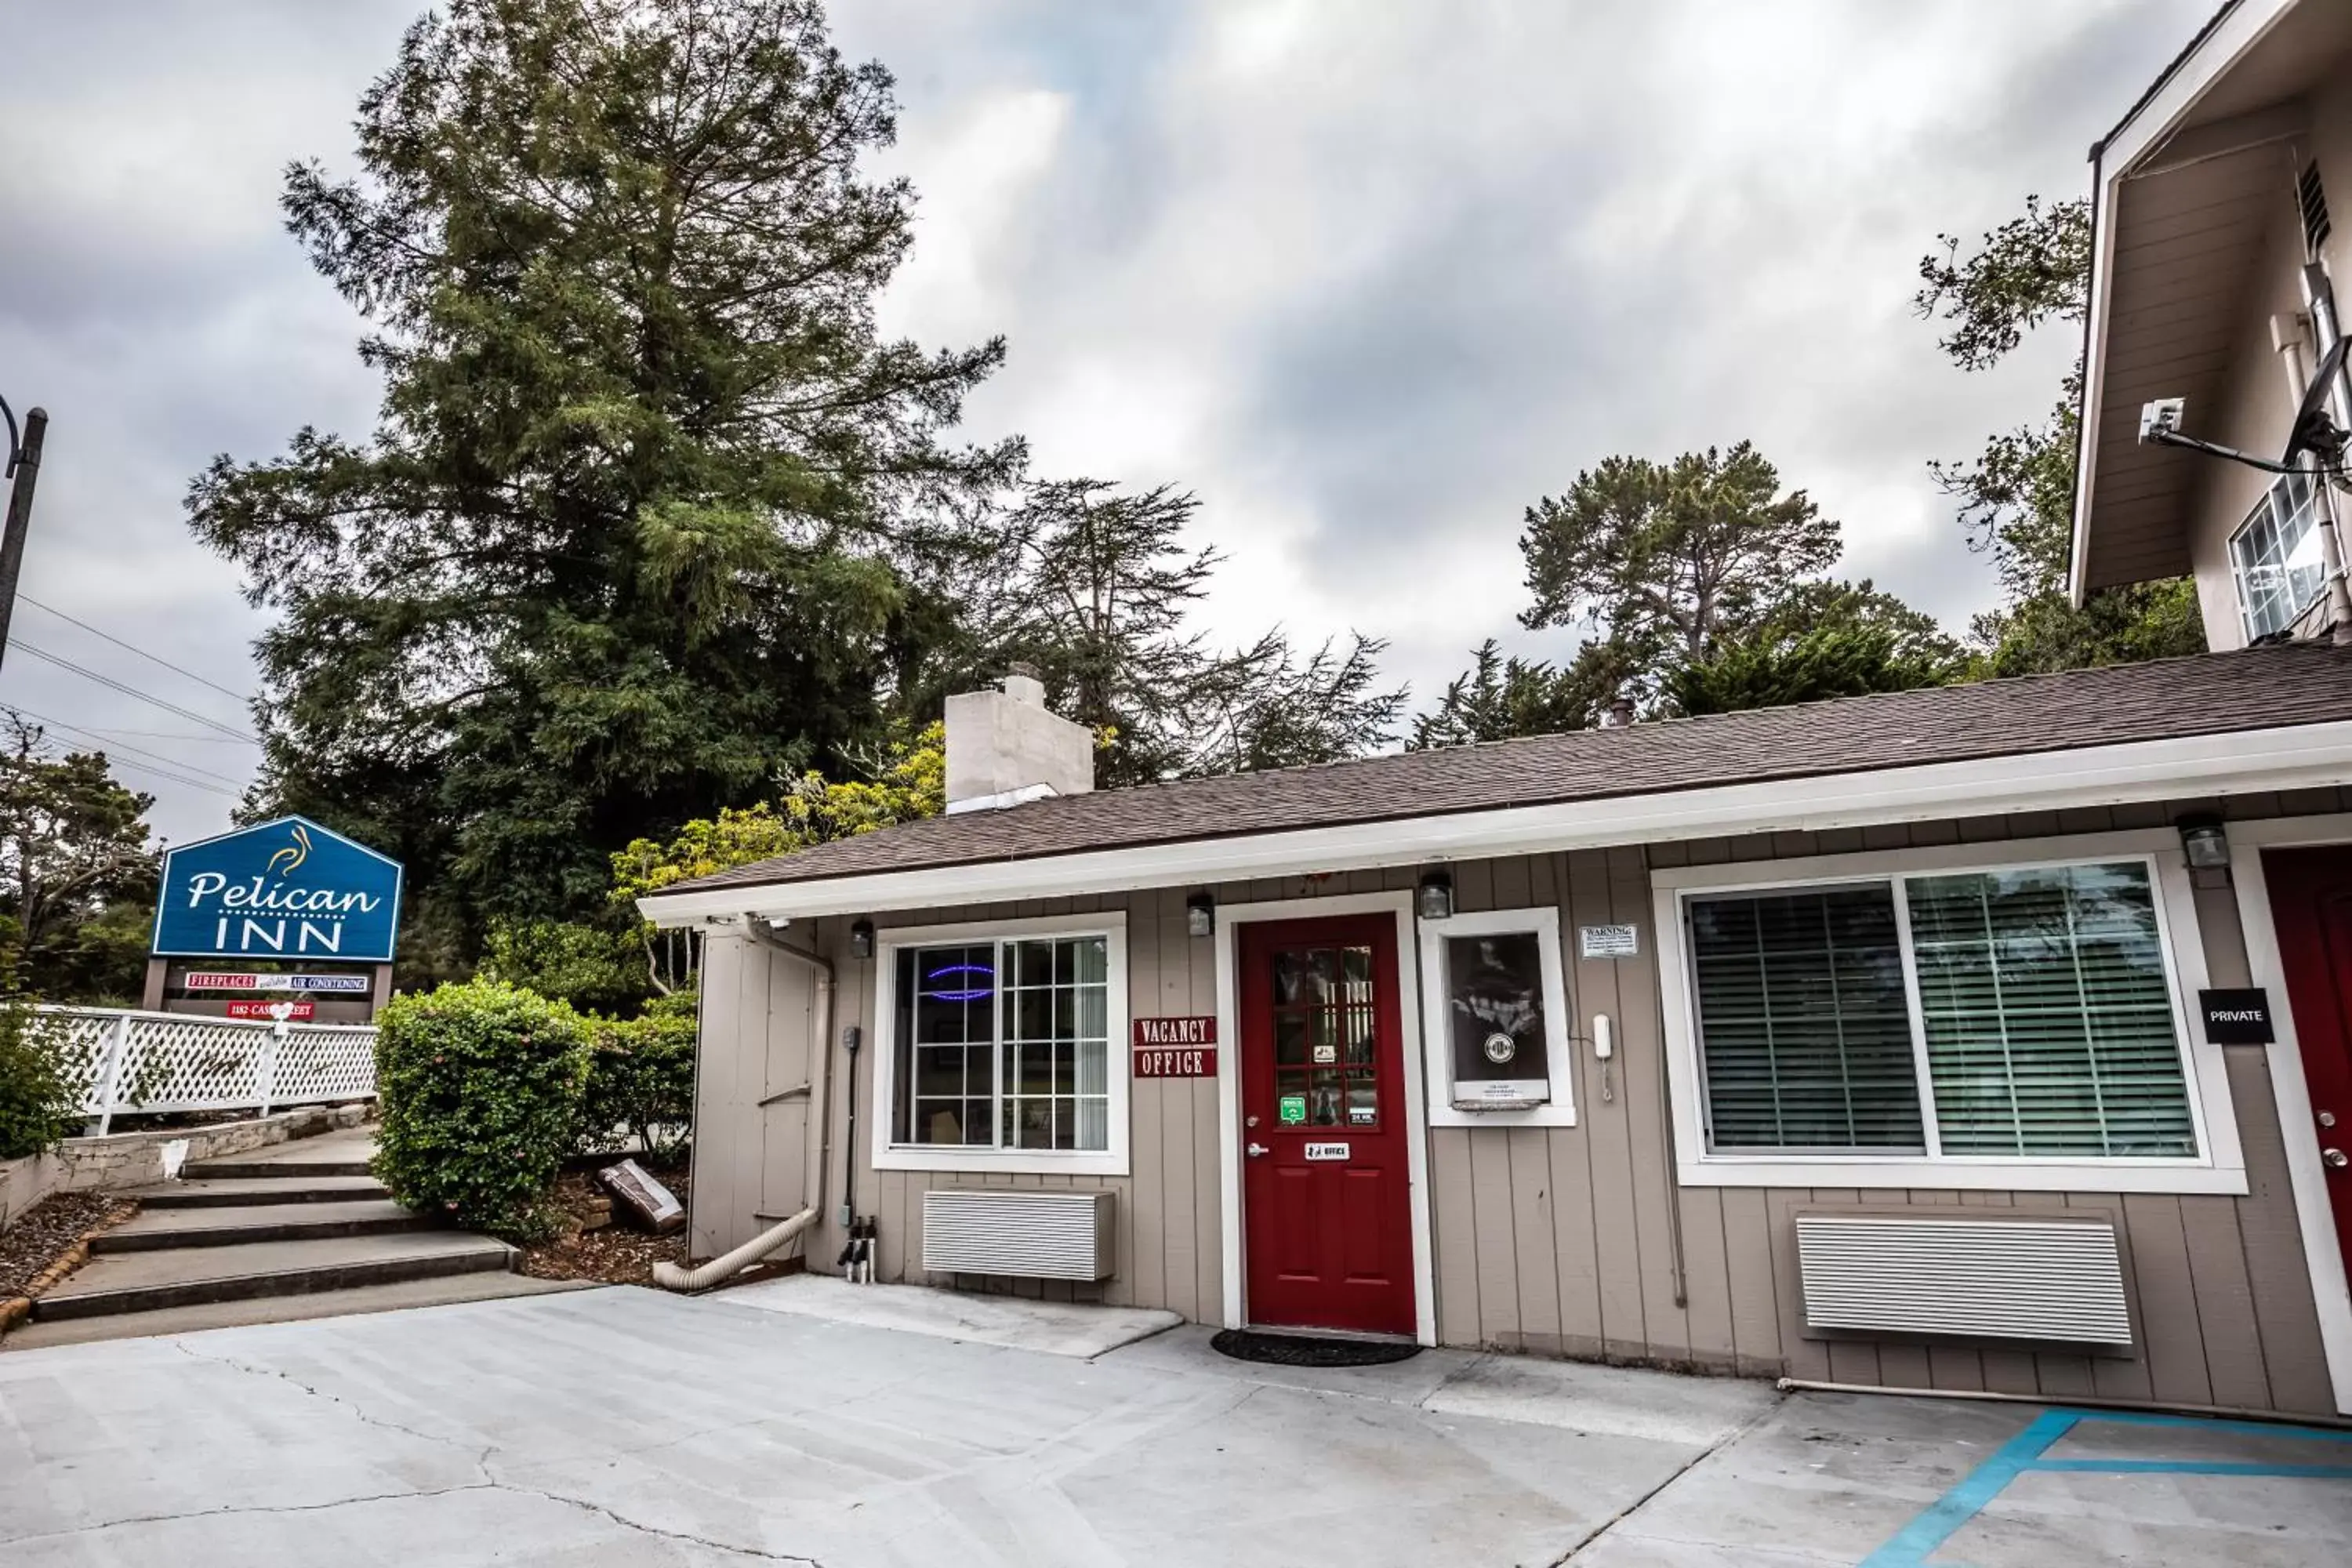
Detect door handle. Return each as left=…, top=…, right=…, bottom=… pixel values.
left=1247, top=1142, right=1271, bottom=1157
left=2325, top=1148, right=2349, bottom=1170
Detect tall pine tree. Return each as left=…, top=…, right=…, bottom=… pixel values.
left=1916, top=195, right=2205, bottom=672
left=188, top=1, right=1019, bottom=942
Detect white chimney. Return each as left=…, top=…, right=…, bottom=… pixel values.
left=944, top=673, right=1094, bottom=814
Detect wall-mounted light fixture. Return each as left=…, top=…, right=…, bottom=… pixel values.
left=849, top=919, right=876, bottom=960
left=1185, top=892, right=1215, bottom=938
left=2178, top=817, right=2230, bottom=870
left=1417, top=870, right=1454, bottom=922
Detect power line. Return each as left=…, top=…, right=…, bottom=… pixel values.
left=6, top=715, right=241, bottom=797
left=17, top=594, right=252, bottom=705
left=9, top=706, right=251, bottom=789
left=9, top=641, right=260, bottom=743
left=79, top=727, right=256, bottom=746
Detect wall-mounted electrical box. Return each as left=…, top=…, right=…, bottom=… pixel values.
left=1443, top=931, right=1552, bottom=1110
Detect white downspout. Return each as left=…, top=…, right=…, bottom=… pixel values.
left=653, top=916, right=833, bottom=1292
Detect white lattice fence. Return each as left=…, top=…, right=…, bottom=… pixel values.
left=45, top=1007, right=378, bottom=1134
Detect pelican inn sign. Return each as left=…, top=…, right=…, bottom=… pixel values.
left=151, top=817, right=404, bottom=964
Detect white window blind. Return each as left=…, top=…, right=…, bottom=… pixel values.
left=1686, top=859, right=2197, bottom=1164
left=1907, top=864, right=2194, bottom=1156
left=1688, top=887, right=1923, bottom=1150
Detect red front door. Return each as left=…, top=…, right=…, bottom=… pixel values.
left=1239, top=914, right=1416, bottom=1336
left=2264, top=846, right=2352, bottom=1286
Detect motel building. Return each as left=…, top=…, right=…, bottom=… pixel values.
left=640, top=1, right=2352, bottom=1420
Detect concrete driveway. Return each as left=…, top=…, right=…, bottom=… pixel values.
left=1, top=1284, right=2347, bottom=1566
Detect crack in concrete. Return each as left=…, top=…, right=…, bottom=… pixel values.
left=171, top=1338, right=498, bottom=1478
left=1548, top=1392, right=1788, bottom=1565
left=0, top=1482, right=499, bottom=1548
left=496, top=1482, right=826, bottom=1565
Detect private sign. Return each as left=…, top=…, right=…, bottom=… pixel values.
left=152, top=816, right=403, bottom=964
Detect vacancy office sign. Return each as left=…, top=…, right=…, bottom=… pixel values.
left=1133, top=1016, right=1217, bottom=1077
left=152, top=816, right=404, bottom=964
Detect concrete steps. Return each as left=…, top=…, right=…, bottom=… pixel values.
left=2, top=1273, right=595, bottom=1351
left=93, top=1200, right=430, bottom=1252
left=126, top=1175, right=390, bottom=1208
left=32, top=1232, right=515, bottom=1320
left=5, top=1127, right=561, bottom=1347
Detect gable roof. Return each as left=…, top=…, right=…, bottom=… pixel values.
left=658, top=642, right=2352, bottom=901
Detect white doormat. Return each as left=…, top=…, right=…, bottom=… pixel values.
left=718, top=1273, right=1181, bottom=1359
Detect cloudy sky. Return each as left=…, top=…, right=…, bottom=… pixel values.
left=0, top=0, right=2213, bottom=847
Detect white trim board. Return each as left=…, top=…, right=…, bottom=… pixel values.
left=2223, top=814, right=2352, bottom=1417
left=1212, top=891, right=1436, bottom=1347
left=641, top=720, right=2352, bottom=927
left=1649, top=829, right=2249, bottom=1196
left=866, top=910, right=1132, bottom=1178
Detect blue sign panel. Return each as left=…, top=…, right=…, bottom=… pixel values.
left=152, top=816, right=404, bottom=964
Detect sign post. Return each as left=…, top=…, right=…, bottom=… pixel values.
left=147, top=815, right=404, bottom=1022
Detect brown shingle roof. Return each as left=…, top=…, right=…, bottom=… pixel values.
left=661, top=643, right=2352, bottom=895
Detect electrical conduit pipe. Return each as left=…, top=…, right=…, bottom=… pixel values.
left=654, top=915, right=833, bottom=1292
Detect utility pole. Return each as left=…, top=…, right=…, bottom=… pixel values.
left=0, top=403, right=48, bottom=677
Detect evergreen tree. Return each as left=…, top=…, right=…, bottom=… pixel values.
left=1664, top=579, right=1965, bottom=717
left=983, top=479, right=1401, bottom=784
left=0, top=715, right=159, bottom=1003
left=1916, top=195, right=2205, bottom=671
left=1409, top=639, right=1606, bottom=749
left=187, top=0, right=1019, bottom=941
left=1519, top=441, right=1842, bottom=666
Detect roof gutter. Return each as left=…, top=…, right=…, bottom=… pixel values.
left=637, top=717, right=2352, bottom=927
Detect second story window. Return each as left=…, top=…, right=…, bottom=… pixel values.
left=2230, top=468, right=2325, bottom=641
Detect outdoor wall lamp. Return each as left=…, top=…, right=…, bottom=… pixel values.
left=2178, top=818, right=2230, bottom=870
left=1185, top=892, right=1215, bottom=938
left=848, top=919, right=876, bottom=960
left=1417, top=871, right=1454, bottom=922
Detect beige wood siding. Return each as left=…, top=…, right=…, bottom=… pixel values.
left=691, top=791, right=2343, bottom=1412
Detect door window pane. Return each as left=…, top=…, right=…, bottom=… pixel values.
left=1269, top=943, right=1380, bottom=1129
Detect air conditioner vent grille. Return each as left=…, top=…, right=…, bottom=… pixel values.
left=921, top=1189, right=1116, bottom=1281
left=1796, top=1214, right=2132, bottom=1346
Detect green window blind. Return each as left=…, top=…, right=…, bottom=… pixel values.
left=1906, top=863, right=2194, bottom=1157
left=1688, top=886, right=1924, bottom=1151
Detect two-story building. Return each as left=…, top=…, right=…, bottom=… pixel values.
left=643, top=0, right=2352, bottom=1421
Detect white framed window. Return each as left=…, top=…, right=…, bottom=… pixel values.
left=1417, top=906, right=1577, bottom=1128
left=2231, top=468, right=2327, bottom=641
left=1651, top=831, right=2247, bottom=1194
left=871, top=911, right=1129, bottom=1176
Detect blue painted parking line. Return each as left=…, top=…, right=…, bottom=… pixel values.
left=1860, top=1406, right=2352, bottom=1568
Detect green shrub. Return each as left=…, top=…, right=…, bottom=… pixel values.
left=373, top=978, right=590, bottom=1241
left=583, top=989, right=697, bottom=1163
left=0, top=997, right=77, bottom=1160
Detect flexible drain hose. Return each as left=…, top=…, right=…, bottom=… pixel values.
left=653, top=1207, right=815, bottom=1293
